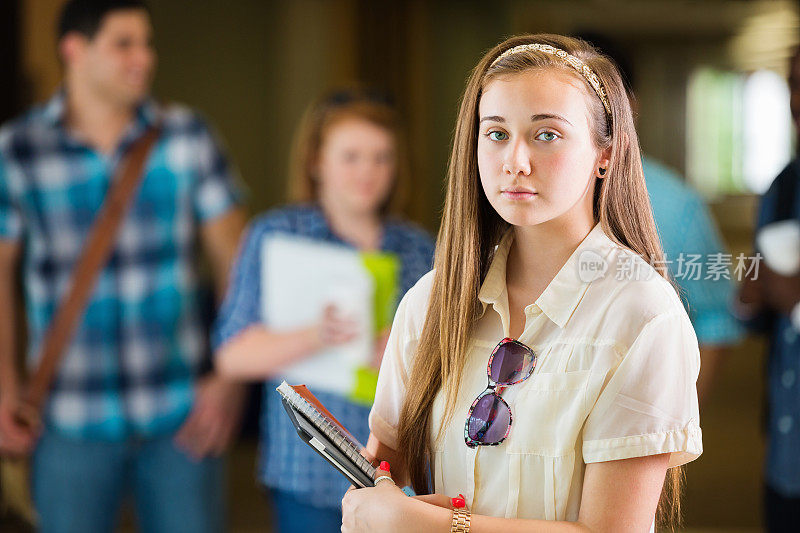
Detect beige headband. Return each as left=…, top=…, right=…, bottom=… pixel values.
left=490, top=43, right=612, bottom=122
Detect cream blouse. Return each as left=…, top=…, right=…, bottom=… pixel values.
left=369, top=224, right=702, bottom=522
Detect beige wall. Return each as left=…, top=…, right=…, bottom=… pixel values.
left=20, top=0, right=62, bottom=103
left=148, top=0, right=360, bottom=216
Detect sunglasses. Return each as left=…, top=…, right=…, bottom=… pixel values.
left=464, top=337, right=537, bottom=448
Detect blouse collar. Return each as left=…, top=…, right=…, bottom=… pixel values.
left=478, top=223, right=618, bottom=329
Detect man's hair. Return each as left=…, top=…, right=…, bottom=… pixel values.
left=57, top=0, right=149, bottom=41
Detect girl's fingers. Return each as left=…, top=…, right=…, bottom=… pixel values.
left=320, top=323, right=359, bottom=345
left=373, top=460, right=390, bottom=478
left=372, top=460, right=395, bottom=486
left=414, top=493, right=468, bottom=510
left=413, top=493, right=454, bottom=508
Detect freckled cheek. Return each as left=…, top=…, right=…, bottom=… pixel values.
left=476, top=144, right=497, bottom=169
left=372, top=167, right=396, bottom=198
left=535, top=152, right=592, bottom=194
left=319, top=161, right=353, bottom=190
left=534, top=153, right=566, bottom=176
left=477, top=147, right=502, bottom=191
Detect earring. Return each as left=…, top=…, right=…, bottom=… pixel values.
left=598, top=167, right=607, bottom=176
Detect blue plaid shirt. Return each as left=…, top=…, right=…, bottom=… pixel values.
left=0, top=91, right=243, bottom=440
left=644, top=157, right=743, bottom=346
left=214, top=204, right=434, bottom=509
left=754, top=158, right=800, bottom=496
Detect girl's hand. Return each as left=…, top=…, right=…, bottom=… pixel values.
left=414, top=492, right=467, bottom=511
left=341, top=461, right=408, bottom=533
left=313, top=304, right=358, bottom=349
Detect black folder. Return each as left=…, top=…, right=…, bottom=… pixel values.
left=276, top=381, right=376, bottom=488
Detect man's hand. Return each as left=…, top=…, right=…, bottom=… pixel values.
left=733, top=258, right=800, bottom=318
left=173, top=374, right=246, bottom=460
left=760, top=265, right=800, bottom=315
left=0, top=392, right=38, bottom=457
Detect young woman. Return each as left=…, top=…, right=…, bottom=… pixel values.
left=213, top=88, right=435, bottom=532
left=341, top=34, right=702, bottom=533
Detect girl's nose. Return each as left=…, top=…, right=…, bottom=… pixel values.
left=503, top=140, right=532, bottom=176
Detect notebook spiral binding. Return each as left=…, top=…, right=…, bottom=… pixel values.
left=277, top=382, right=377, bottom=480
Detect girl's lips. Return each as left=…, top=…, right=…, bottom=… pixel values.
left=501, top=190, right=537, bottom=200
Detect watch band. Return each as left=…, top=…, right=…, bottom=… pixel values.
left=451, top=508, right=471, bottom=533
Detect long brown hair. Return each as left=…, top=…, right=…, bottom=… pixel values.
left=287, top=86, right=410, bottom=215
left=397, top=34, right=682, bottom=528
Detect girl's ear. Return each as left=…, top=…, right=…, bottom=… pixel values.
left=596, top=148, right=611, bottom=179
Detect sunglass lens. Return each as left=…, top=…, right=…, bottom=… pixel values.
left=467, top=393, right=511, bottom=445
left=489, top=341, right=535, bottom=384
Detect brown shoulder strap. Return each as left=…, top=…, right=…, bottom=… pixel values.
left=20, top=127, right=161, bottom=422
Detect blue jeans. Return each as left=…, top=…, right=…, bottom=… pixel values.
left=32, top=429, right=224, bottom=533
left=269, top=489, right=342, bottom=533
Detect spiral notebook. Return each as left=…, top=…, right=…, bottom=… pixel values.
left=276, top=381, right=376, bottom=488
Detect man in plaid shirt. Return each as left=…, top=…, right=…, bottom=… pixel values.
left=0, top=1, right=247, bottom=531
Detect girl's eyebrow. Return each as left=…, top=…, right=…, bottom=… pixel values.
left=531, top=113, right=573, bottom=126
left=478, top=114, right=574, bottom=126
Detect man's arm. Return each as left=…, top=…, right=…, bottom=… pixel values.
left=199, top=207, right=248, bottom=301
left=696, top=345, right=725, bottom=407
left=0, top=240, right=20, bottom=398
left=0, top=239, right=36, bottom=456
left=671, top=194, right=743, bottom=405
left=173, top=207, right=247, bottom=459
left=736, top=166, right=793, bottom=332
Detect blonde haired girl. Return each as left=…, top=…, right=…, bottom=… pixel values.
left=341, top=34, right=701, bottom=533
left=214, top=88, right=434, bottom=532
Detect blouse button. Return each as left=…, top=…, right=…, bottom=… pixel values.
left=782, top=370, right=796, bottom=389
left=778, top=416, right=794, bottom=435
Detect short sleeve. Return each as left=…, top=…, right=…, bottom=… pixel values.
left=191, top=118, right=245, bottom=223
left=369, top=272, right=432, bottom=450
left=0, top=156, right=23, bottom=241
left=582, top=311, right=702, bottom=468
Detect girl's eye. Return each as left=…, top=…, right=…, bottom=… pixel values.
left=375, top=152, right=393, bottom=165
left=535, top=131, right=558, bottom=142
left=487, top=131, right=508, bottom=141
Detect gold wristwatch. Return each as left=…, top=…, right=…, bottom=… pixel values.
left=451, top=508, right=471, bottom=533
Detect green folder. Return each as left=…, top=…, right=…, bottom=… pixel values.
left=349, top=251, right=400, bottom=406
